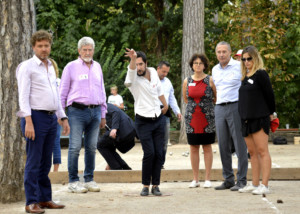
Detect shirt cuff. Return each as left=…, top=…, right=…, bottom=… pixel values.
left=55, top=110, right=67, bottom=119
left=16, top=110, right=31, bottom=118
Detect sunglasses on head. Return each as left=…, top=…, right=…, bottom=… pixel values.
left=241, top=57, right=253, bottom=62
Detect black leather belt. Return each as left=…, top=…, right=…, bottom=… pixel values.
left=71, top=102, right=100, bottom=110
left=136, top=114, right=161, bottom=121
left=32, top=109, right=55, bottom=115
left=218, top=101, right=238, bottom=106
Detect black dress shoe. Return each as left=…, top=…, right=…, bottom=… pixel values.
left=140, top=187, right=149, bottom=196
left=214, top=182, right=234, bottom=190
left=151, top=186, right=162, bottom=196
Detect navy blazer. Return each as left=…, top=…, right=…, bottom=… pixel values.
left=105, top=103, right=136, bottom=141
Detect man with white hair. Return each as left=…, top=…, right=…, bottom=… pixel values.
left=60, top=37, right=107, bottom=193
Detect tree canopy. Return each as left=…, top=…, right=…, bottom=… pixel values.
left=35, top=0, right=300, bottom=128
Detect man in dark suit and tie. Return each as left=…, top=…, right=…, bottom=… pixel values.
left=97, top=103, right=136, bottom=170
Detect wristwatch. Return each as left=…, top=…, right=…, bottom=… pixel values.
left=61, top=117, right=68, bottom=121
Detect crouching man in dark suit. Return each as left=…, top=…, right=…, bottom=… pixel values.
left=97, top=103, right=136, bottom=170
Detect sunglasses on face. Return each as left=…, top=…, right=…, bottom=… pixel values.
left=241, top=57, right=253, bottom=62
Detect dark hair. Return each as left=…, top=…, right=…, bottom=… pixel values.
left=189, top=53, right=209, bottom=72
left=31, top=30, right=52, bottom=47
left=157, top=61, right=170, bottom=68
left=136, top=51, right=147, bottom=63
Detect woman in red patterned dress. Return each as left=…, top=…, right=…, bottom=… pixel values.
left=182, top=54, right=217, bottom=188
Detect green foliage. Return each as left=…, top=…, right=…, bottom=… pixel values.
left=35, top=0, right=183, bottom=122
left=94, top=40, right=135, bottom=118
left=212, top=0, right=300, bottom=128
left=34, top=0, right=299, bottom=128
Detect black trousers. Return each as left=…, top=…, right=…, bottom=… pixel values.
left=135, top=115, right=165, bottom=185
left=97, top=136, right=130, bottom=169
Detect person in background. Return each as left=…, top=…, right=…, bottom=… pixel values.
left=60, top=37, right=107, bottom=193
left=234, top=49, right=243, bottom=61
left=238, top=46, right=276, bottom=195
left=212, top=41, right=248, bottom=191
left=49, top=58, right=62, bottom=172
left=97, top=103, right=135, bottom=170
left=16, top=30, right=69, bottom=213
left=108, top=85, right=124, bottom=110
left=156, top=61, right=182, bottom=169
left=182, top=53, right=216, bottom=189
left=124, top=49, right=168, bottom=196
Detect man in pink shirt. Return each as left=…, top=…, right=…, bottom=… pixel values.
left=60, top=37, right=107, bottom=193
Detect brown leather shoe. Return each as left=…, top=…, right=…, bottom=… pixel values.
left=25, top=203, right=45, bottom=213
left=39, top=201, right=65, bottom=209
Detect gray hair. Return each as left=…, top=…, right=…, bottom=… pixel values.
left=215, top=41, right=231, bottom=52
left=78, top=37, right=95, bottom=50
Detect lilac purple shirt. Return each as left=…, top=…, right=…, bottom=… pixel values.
left=59, top=58, right=107, bottom=118
left=16, top=55, right=66, bottom=119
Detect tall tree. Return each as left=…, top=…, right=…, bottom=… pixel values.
left=179, top=0, right=205, bottom=143
left=0, top=0, right=35, bottom=202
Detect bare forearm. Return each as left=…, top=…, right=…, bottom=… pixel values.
left=159, top=95, right=168, bottom=108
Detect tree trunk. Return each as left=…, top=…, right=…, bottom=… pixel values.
left=0, top=0, right=35, bottom=203
left=151, top=0, right=164, bottom=56
left=179, top=0, right=205, bottom=143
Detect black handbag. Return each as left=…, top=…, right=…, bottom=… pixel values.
left=273, top=136, right=287, bottom=145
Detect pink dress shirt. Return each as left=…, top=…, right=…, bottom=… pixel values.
left=59, top=58, right=107, bottom=118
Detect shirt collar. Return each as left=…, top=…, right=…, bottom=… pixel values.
left=33, top=55, right=52, bottom=66
left=218, top=57, right=235, bottom=69
left=78, top=57, right=94, bottom=65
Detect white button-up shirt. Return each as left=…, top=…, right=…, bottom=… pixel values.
left=125, top=66, right=163, bottom=117
left=212, top=58, right=242, bottom=104
left=16, top=55, right=66, bottom=118
left=160, top=77, right=180, bottom=115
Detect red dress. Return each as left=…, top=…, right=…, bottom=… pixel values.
left=185, top=76, right=215, bottom=145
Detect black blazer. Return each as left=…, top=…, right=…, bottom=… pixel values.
left=105, top=103, right=136, bottom=141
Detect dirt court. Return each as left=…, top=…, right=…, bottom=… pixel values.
left=55, top=143, right=300, bottom=171
left=1, top=143, right=299, bottom=213
left=1, top=181, right=300, bottom=214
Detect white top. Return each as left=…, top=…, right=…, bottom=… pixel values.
left=125, top=66, right=163, bottom=117
left=160, top=77, right=180, bottom=115
left=108, top=94, right=123, bottom=106
left=16, top=55, right=66, bottom=119
left=212, top=58, right=242, bottom=104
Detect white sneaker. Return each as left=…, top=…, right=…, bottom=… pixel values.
left=252, top=184, right=270, bottom=195
left=68, top=181, right=88, bottom=193
left=84, top=181, right=100, bottom=192
left=239, top=184, right=258, bottom=193
left=189, top=180, right=200, bottom=188
left=203, top=180, right=212, bottom=188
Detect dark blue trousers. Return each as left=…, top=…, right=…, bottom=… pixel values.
left=135, top=115, right=165, bottom=185
left=21, top=110, right=57, bottom=205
